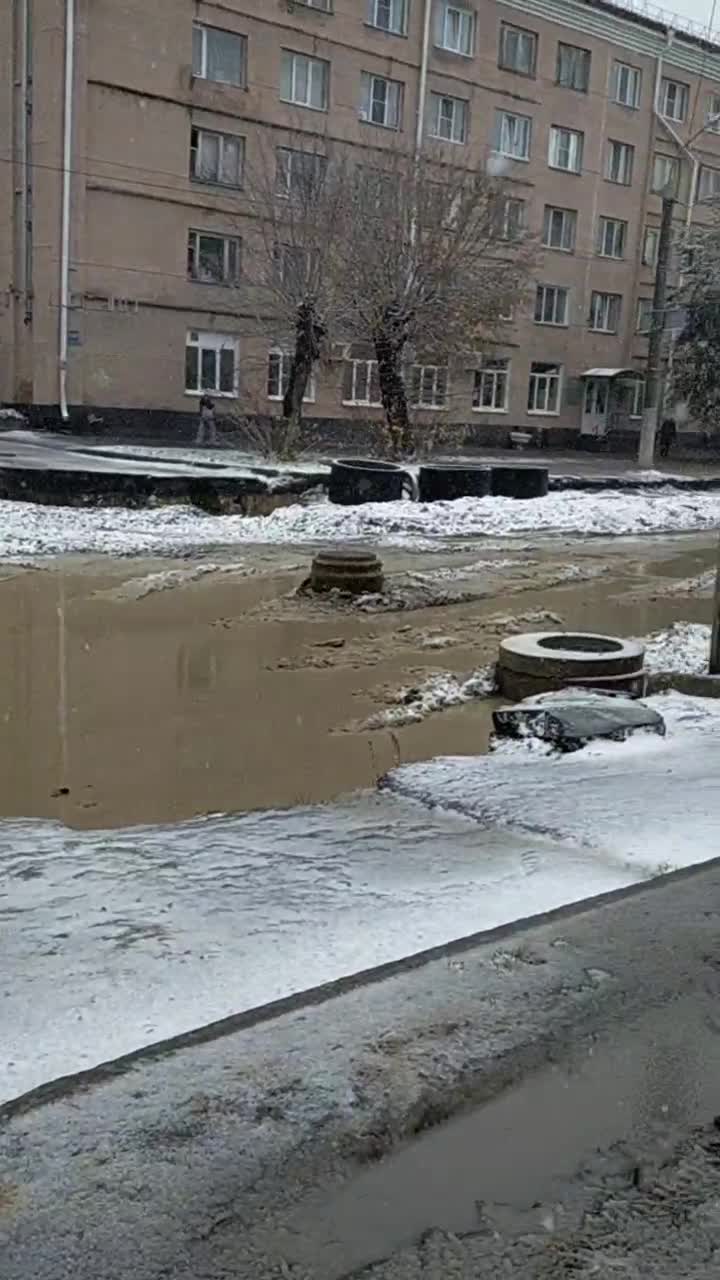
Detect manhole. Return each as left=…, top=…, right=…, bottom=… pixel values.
left=497, top=631, right=646, bottom=701
left=310, top=548, right=384, bottom=595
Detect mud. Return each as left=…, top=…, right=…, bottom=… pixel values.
left=0, top=536, right=715, bottom=828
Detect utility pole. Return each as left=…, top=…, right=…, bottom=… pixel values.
left=711, top=549, right=720, bottom=674
left=638, top=195, right=674, bottom=470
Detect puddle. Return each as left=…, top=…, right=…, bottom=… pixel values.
left=0, top=539, right=714, bottom=827
left=264, top=995, right=720, bottom=1277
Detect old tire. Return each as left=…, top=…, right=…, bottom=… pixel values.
left=310, top=548, right=384, bottom=595
left=491, top=466, right=549, bottom=499
left=417, top=464, right=491, bottom=502
left=329, top=459, right=409, bottom=505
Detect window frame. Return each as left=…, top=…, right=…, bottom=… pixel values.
left=192, top=23, right=247, bottom=87
left=275, top=147, right=326, bottom=200
left=267, top=349, right=316, bottom=403
left=342, top=358, right=382, bottom=407
left=605, top=139, right=634, bottom=186
left=410, top=363, right=450, bottom=409
left=548, top=125, right=584, bottom=173
left=612, top=60, right=641, bottom=108
left=494, top=109, right=532, bottom=161
left=589, top=291, right=622, bottom=333
left=642, top=226, right=659, bottom=267
left=472, top=358, right=510, bottom=412
left=436, top=3, right=476, bottom=56
left=528, top=362, right=562, bottom=415
left=697, top=165, right=720, bottom=201
left=534, top=284, right=569, bottom=327
left=636, top=298, right=653, bottom=334
left=360, top=70, right=403, bottom=129
left=652, top=152, right=679, bottom=195
left=628, top=378, right=645, bottom=419
left=542, top=205, right=577, bottom=252
left=428, top=91, right=468, bottom=143
left=556, top=42, right=591, bottom=93
left=366, top=0, right=407, bottom=35
left=660, top=76, right=689, bottom=123
left=185, top=330, right=239, bottom=397
left=190, top=126, right=245, bottom=188
left=706, top=92, right=720, bottom=130
left=499, top=22, right=537, bottom=77
left=502, top=196, right=526, bottom=240
left=280, top=49, right=330, bottom=111
left=187, top=229, right=241, bottom=286
left=597, top=216, right=627, bottom=259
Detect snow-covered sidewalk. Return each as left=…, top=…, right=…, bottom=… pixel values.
left=2, top=487, right=720, bottom=558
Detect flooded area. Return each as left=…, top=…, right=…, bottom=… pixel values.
left=0, top=534, right=715, bottom=829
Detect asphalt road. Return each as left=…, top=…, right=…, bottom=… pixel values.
left=4, top=860, right=720, bottom=1279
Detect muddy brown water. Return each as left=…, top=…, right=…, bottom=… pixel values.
left=0, top=537, right=715, bottom=829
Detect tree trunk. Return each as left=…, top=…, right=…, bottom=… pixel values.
left=281, top=300, right=325, bottom=458
left=374, top=308, right=411, bottom=460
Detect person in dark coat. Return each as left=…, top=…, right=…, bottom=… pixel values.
left=659, top=416, right=676, bottom=458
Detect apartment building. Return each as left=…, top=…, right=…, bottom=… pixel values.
left=3, top=0, right=720, bottom=441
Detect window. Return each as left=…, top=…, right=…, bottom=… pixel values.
left=628, top=378, right=645, bottom=418
left=605, top=139, right=634, bottom=185
left=556, top=43, right=590, bottom=92
left=597, top=216, right=627, bottom=259
left=300, top=0, right=331, bottom=7
left=274, top=243, right=311, bottom=290
left=698, top=166, right=720, bottom=200
left=548, top=126, right=583, bottom=173
left=613, top=61, right=641, bottom=108
left=185, top=331, right=238, bottom=396
left=411, top=364, right=449, bottom=408
left=494, top=110, right=531, bottom=160
left=499, top=23, right=537, bottom=76
left=429, top=92, right=468, bottom=143
left=660, top=77, right=689, bottom=123
left=543, top=206, right=577, bottom=251
left=706, top=93, right=720, bottom=130
left=360, top=72, right=403, bottom=128
left=187, top=230, right=240, bottom=285
left=652, top=153, right=679, bottom=194
left=642, top=226, right=659, bottom=267
left=276, top=148, right=326, bottom=199
left=528, top=362, right=561, bottom=414
left=473, top=358, right=509, bottom=411
left=502, top=197, right=526, bottom=239
left=192, top=24, right=246, bottom=86
left=267, top=350, right=316, bottom=403
left=190, top=127, right=244, bottom=187
left=636, top=298, right=653, bottom=333
left=367, top=0, right=407, bottom=34
left=435, top=4, right=475, bottom=55
left=280, top=50, right=329, bottom=110
left=589, top=291, right=621, bottom=333
left=343, top=358, right=382, bottom=406
left=534, top=284, right=568, bottom=326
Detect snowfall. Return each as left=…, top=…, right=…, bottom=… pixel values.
left=4, top=682, right=720, bottom=1104
left=2, top=486, right=720, bottom=558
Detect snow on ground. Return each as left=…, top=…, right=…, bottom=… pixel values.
left=2, top=487, right=720, bottom=558
left=643, top=621, right=712, bottom=674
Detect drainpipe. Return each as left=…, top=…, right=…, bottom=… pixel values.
left=59, top=0, right=75, bottom=422
left=415, top=0, right=432, bottom=157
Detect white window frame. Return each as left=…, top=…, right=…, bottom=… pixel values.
left=642, top=226, right=659, bottom=267
left=360, top=71, right=403, bottom=128
left=502, top=196, right=526, bottom=239
left=429, top=92, right=468, bottom=143
left=499, top=23, right=537, bottom=76
left=589, top=291, right=621, bottom=333
left=280, top=50, right=329, bottom=111
left=411, top=364, right=449, bottom=409
left=267, top=349, right=316, bottom=403
left=343, top=358, right=382, bottom=407
left=190, top=127, right=244, bottom=188
left=597, top=216, right=627, bottom=259
left=494, top=110, right=531, bottom=161
left=542, top=205, right=577, bottom=252
left=613, top=61, right=641, bottom=108
left=472, top=358, right=509, bottom=412
left=652, top=153, right=679, bottom=195
left=605, top=139, right=634, bottom=185
left=534, top=284, right=569, bottom=326
left=556, top=43, right=590, bottom=92
left=185, top=330, right=238, bottom=397
left=636, top=298, right=653, bottom=334
left=628, top=378, right=645, bottom=419
left=707, top=93, right=720, bottom=130
left=436, top=3, right=475, bottom=56
left=660, top=77, right=689, bottom=123
left=366, top=0, right=407, bottom=35
left=548, top=126, right=583, bottom=173
left=698, top=165, right=720, bottom=201
left=528, top=363, right=562, bottom=415
left=192, top=24, right=246, bottom=87
left=187, top=230, right=241, bottom=285
left=275, top=147, right=326, bottom=200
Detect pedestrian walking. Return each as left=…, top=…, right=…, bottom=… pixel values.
left=659, top=416, right=676, bottom=459
left=196, top=394, right=217, bottom=447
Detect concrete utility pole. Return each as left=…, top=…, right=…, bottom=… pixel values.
left=638, top=195, right=675, bottom=470
left=711, top=549, right=720, bottom=674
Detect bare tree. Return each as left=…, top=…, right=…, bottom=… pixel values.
left=242, top=131, right=351, bottom=456
left=338, top=147, right=536, bottom=458
left=671, top=209, right=720, bottom=433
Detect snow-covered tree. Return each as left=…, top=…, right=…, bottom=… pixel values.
left=672, top=216, right=720, bottom=432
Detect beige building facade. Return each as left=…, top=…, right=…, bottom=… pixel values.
left=3, top=0, right=720, bottom=440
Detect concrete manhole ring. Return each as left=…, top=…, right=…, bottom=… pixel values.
left=498, top=631, right=645, bottom=682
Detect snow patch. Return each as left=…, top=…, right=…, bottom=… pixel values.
left=642, top=621, right=711, bottom=675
